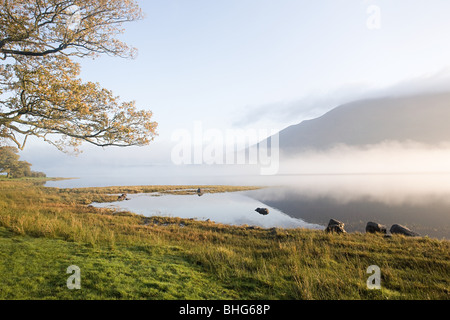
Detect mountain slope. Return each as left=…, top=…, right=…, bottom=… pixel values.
left=274, top=92, right=450, bottom=155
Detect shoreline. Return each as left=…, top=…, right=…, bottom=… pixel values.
left=41, top=178, right=448, bottom=240
left=0, top=179, right=449, bottom=300
left=0, top=176, right=76, bottom=182
left=1, top=177, right=448, bottom=239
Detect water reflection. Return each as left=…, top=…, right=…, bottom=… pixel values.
left=91, top=191, right=324, bottom=230
left=49, top=171, right=450, bottom=239
left=245, top=174, right=450, bottom=239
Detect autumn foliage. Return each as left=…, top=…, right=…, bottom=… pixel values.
left=0, top=0, right=157, bottom=152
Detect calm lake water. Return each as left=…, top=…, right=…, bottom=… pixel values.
left=46, top=170, right=450, bottom=239
left=91, top=192, right=323, bottom=230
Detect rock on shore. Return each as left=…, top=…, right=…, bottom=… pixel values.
left=325, top=219, right=346, bottom=234
left=366, top=222, right=387, bottom=234
left=390, top=224, right=420, bottom=237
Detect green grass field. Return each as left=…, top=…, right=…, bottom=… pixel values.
left=0, top=179, right=448, bottom=300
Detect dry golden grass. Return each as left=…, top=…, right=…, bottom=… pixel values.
left=0, top=179, right=448, bottom=300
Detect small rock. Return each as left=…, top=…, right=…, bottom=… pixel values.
left=390, top=224, right=420, bottom=237
left=255, top=208, right=269, bottom=215
left=117, top=193, right=128, bottom=201
left=366, top=221, right=387, bottom=234
left=325, top=219, right=346, bottom=234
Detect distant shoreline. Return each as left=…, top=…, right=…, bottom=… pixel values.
left=0, top=176, right=77, bottom=182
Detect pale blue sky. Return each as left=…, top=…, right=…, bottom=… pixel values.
left=76, top=0, right=450, bottom=134
left=21, top=0, right=450, bottom=173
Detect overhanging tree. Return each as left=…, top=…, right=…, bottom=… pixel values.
left=0, top=0, right=158, bottom=152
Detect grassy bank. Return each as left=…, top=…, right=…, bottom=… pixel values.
left=0, top=179, right=448, bottom=300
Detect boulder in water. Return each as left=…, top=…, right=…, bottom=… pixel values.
left=255, top=208, right=269, bottom=215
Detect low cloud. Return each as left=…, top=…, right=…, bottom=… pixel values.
left=279, top=140, right=450, bottom=175
left=232, top=83, right=371, bottom=130
left=233, top=67, right=450, bottom=131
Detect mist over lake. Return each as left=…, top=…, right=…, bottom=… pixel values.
left=46, top=165, right=450, bottom=239
left=246, top=174, right=450, bottom=239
